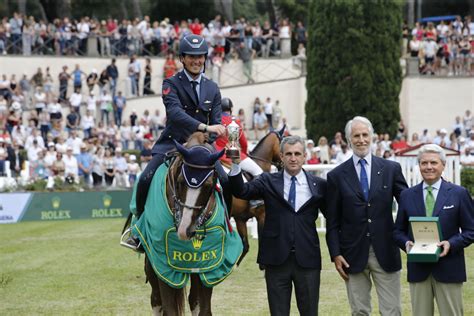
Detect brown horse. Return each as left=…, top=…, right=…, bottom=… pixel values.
left=139, top=132, right=237, bottom=315
left=230, top=129, right=284, bottom=266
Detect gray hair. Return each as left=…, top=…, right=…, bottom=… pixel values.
left=280, top=135, right=305, bottom=153
left=417, top=144, right=446, bottom=164
left=344, top=116, right=374, bottom=144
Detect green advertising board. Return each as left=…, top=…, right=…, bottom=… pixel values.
left=20, top=190, right=133, bottom=222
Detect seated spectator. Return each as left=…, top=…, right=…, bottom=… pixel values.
left=82, top=109, right=95, bottom=139
left=91, top=146, right=105, bottom=187
left=140, top=139, right=152, bottom=170
left=103, top=147, right=115, bottom=186
left=66, top=107, right=80, bottom=131
left=31, top=150, right=48, bottom=180
left=409, top=132, right=422, bottom=147
left=305, top=139, right=315, bottom=161
left=334, top=143, right=352, bottom=164
left=317, top=136, right=330, bottom=164
left=51, top=151, right=65, bottom=178
left=391, top=135, right=409, bottom=153
left=460, top=147, right=474, bottom=167
left=253, top=107, right=268, bottom=140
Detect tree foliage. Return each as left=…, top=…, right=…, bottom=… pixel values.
left=306, top=0, right=403, bottom=141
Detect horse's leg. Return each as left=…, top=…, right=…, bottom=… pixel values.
left=235, top=217, right=249, bottom=266
left=145, top=257, right=163, bottom=316
left=193, top=275, right=213, bottom=316
left=189, top=274, right=200, bottom=316
left=157, top=278, right=185, bottom=316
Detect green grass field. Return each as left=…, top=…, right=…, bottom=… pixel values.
left=1, top=218, right=473, bottom=315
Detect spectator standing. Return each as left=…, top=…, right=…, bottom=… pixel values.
left=9, top=12, right=23, bottom=54
left=91, top=146, right=105, bottom=186
left=463, top=109, right=472, bottom=136
left=106, top=58, right=119, bottom=96
left=318, top=136, right=330, bottom=164
left=68, top=87, right=82, bottom=114
left=279, top=19, right=291, bottom=57
left=295, top=21, right=307, bottom=47
left=43, top=67, right=54, bottom=98
left=63, top=146, right=78, bottom=183
left=58, top=66, right=70, bottom=102
left=33, top=86, right=46, bottom=115
left=127, top=154, right=140, bottom=186
left=86, top=91, right=97, bottom=117
left=234, top=41, right=256, bottom=83
left=76, top=143, right=92, bottom=186
left=253, top=106, right=268, bottom=140
left=263, top=97, right=273, bottom=129
left=82, top=109, right=95, bottom=139
left=103, top=147, right=115, bottom=185
left=31, top=67, right=44, bottom=88
left=113, top=147, right=128, bottom=187
left=99, top=89, right=112, bottom=125
left=71, top=64, right=85, bottom=92
left=86, top=69, right=98, bottom=93
left=261, top=20, right=273, bottom=58
left=163, top=52, right=178, bottom=79
left=113, top=91, right=126, bottom=127
left=119, top=120, right=132, bottom=150
left=140, top=139, right=152, bottom=171
left=143, top=57, right=153, bottom=95
left=97, top=69, right=109, bottom=95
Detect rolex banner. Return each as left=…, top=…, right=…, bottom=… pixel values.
left=0, top=191, right=132, bottom=223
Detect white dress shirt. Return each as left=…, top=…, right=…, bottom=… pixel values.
left=283, top=170, right=312, bottom=212
left=352, top=153, right=372, bottom=188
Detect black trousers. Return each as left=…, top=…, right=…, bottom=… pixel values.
left=265, top=253, right=320, bottom=316
left=136, top=153, right=231, bottom=218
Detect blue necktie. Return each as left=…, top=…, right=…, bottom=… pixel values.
left=288, top=176, right=296, bottom=209
left=359, top=159, right=369, bottom=201
left=191, top=81, right=199, bottom=103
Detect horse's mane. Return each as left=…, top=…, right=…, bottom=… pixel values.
left=186, top=132, right=214, bottom=151
left=250, top=131, right=279, bottom=155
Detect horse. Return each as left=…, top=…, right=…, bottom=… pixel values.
left=130, top=132, right=242, bottom=315
left=229, top=128, right=284, bottom=267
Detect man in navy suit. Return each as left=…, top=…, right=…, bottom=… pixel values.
left=125, top=34, right=226, bottom=250
left=393, top=144, right=474, bottom=315
left=228, top=135, right=327, bottom=316
left=326, top=116, right=408, bottom=315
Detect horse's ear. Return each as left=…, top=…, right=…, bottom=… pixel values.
left=173, top=140, right=190, bottom=159
left=209, top=148, right=225, bottom=162
left=277, top=124, right=286, bottom=138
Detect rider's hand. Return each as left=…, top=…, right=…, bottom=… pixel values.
left=207, top=124, right=226, bottom=136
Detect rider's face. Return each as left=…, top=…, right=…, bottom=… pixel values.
left=181, top=54, right=206, bottom=77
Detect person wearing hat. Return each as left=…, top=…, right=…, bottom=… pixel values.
left=63, top=146, right=78, bottom=183
left=127, top=154, right=141, bottom=186
left=126, top=34, right=226, bottom=251
left=77, top=143, right=93, bottom=186
left=433, top=129, right=451, bottom=148
left=214, top=97, right=263, bottom=176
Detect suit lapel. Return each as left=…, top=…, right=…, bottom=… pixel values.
left=433, top=180, right=450, bottom=217
left=342, top=158, right=365, bottom=201
left=368, top=157, right=384, bottom=201
left=413, top=183, right=426, bottom=216
left=178, top=71, right=199, bottom=106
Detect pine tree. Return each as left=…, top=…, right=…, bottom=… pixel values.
left=306, top=0, right=402, bottom=141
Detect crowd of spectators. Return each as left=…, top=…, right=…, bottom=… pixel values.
left=0, top=13, right=307, bottom=60
left=404, top=15, right=474, bottom=76
left=302, top=109, right=474, bottom=169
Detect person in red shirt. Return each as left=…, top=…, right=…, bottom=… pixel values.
left=215, top=97, right=263, bottom=176
left=189, top=18, right=202, bottom=35
left=391, top=135, right=410, bottom=153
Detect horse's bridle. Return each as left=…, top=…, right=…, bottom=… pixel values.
left=166, top=155, right=217, bottom=240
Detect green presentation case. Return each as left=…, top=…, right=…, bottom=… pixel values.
left=408, top=216, right=443, bottom=263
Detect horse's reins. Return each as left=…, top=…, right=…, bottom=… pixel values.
left=167, top=156, right=217, bottom=240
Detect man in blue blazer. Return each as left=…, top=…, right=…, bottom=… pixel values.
left=326, top=116, right=408, bottom=315
left=393, top=144, right=474, bottom=315
left=124, top=34, right=226, bottom=250
left=135, top=34, right=226, bottom=214
left=229, top=135, right=327, bottom=316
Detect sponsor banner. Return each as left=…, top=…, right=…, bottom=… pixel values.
left=0, top=193, right=32, bottom=223
left=20, top=190, right=133, bottom=222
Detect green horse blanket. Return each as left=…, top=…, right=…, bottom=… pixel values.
left=131, top=163, right=243, bottom=288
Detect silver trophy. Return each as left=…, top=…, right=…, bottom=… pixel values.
left=226, top=119, right=241, bottom=159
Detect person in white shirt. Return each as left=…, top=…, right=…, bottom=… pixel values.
left=82, top=109, right=95, bottom=139
left=263, top=97, right=274, bottom=129
left=335, top=143, right=353, bottom=164
left=99, top=89, right=112, bottom=125
left=463, top=109, right=472, bottom=136
left=120, top=120, right=132, bottom=150
left=69, top=87, right=82, bottom=113
left=44, top=142, right=57, bottom=170
left=86, top=91, right=97, bottom=117
left=66, top=129, right=83, bottom=155
left=63, top=146, right=79, bottom=183
left=34, top=86, right=46, bottom=115
left=25, top=128, right=45, bottom=149
left=27, top=140, right=42, bottom=162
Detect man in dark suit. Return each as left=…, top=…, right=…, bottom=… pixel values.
left=124, top=34, right=226, bottom=251
left=393, top=144, right=474, bottom=315
left=326, top=116, right=408, bottom=315
left=229, top=135, right=327, bottom=316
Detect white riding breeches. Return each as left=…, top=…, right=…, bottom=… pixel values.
left=240, top=157, right=263, bottom=177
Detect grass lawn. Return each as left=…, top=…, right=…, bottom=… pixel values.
left=1, top=218, right=473, bottom=315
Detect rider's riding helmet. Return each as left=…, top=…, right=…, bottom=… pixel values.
left=179, top=34, right=208, bottom=57
left=221, top=97, right=233, bottom=112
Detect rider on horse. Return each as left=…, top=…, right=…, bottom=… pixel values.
left=214, top=97, right=263, bottom=177
left=124, top=34, right=226, bottom=251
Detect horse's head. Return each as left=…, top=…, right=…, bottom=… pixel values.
left=169, top=140, right=225, bottom=240
left=249, top=129, right=284, bottom=172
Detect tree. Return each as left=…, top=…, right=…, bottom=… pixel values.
left=306, top=0, right=403, bottom=141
